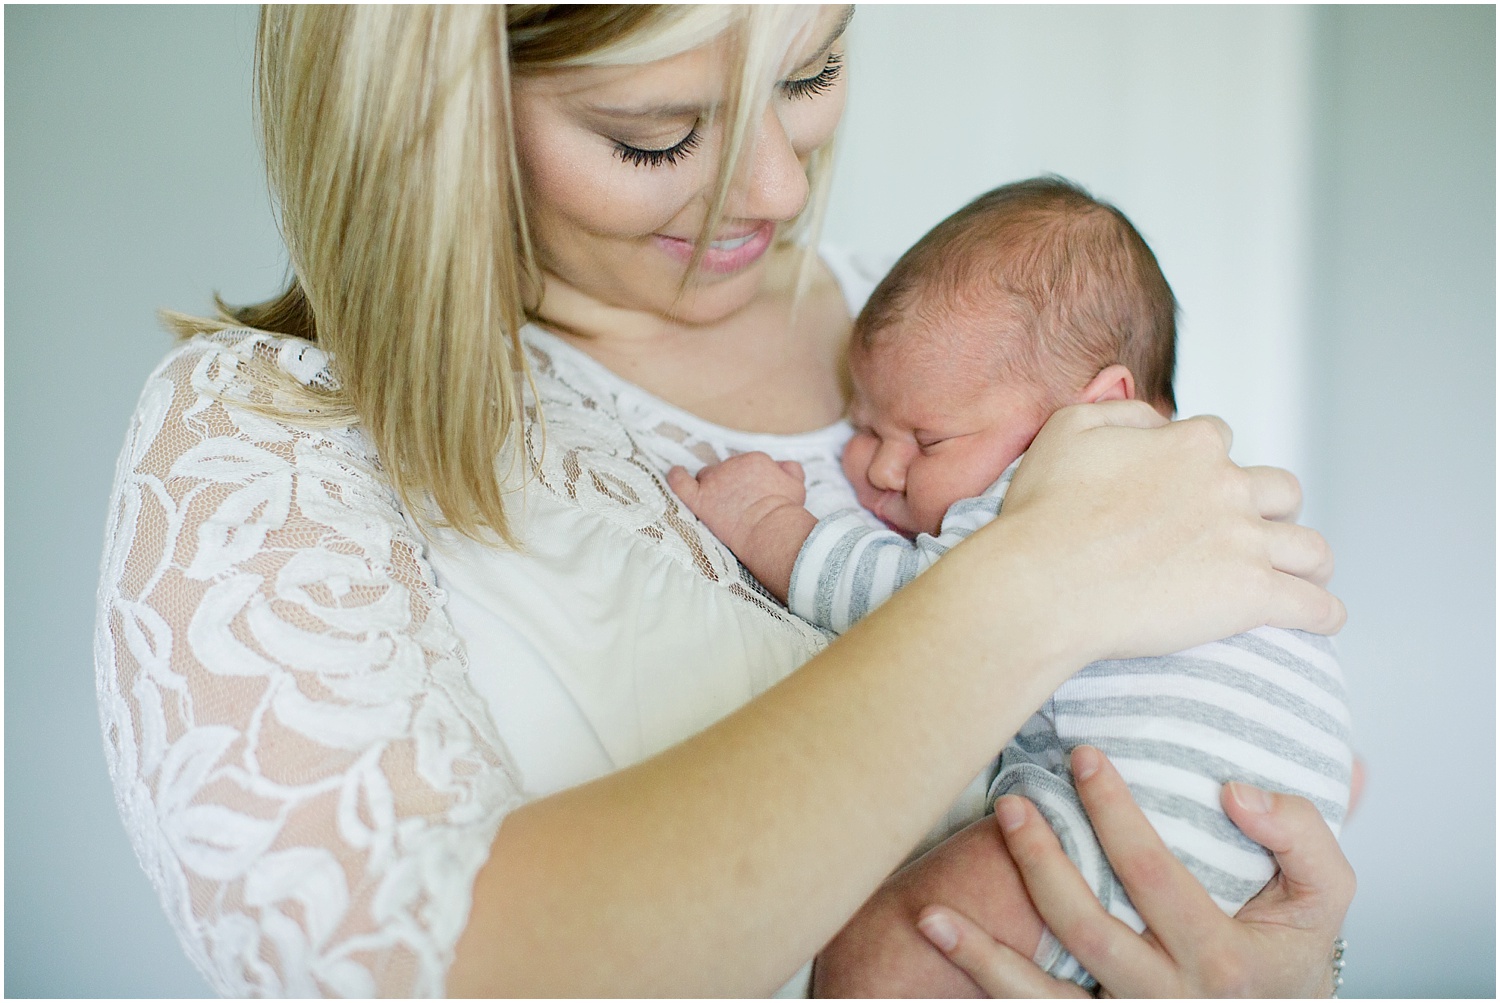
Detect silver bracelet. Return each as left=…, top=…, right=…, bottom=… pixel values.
left=1330, top=936, right=1347, bottom=997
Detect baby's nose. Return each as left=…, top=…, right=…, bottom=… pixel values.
left=867, top=446, right=906, bottom=492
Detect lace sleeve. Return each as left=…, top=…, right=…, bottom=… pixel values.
left=94, top=332, right=523, bottom=997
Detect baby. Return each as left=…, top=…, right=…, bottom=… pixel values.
left=668, top=177, right=1352, bottom=993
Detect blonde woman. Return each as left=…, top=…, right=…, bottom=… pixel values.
left=96, top=6, right=1352, bottom=997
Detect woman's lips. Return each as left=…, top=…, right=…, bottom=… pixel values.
left=653, top=221, right=775, bottom=274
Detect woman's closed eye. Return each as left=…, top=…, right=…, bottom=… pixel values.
left=613, top=126, right=703, bottom=168
left=780, top=50, right=842, bottom=101
left=613, top=49, right=841, bottom=169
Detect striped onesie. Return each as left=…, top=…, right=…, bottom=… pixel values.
left=787, top=459, right=1353, bottom=990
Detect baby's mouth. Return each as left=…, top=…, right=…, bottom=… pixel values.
left=870, top=496, right=914, bottom=537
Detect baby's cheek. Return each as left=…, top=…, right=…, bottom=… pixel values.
left=840, top=437, right=877, bottom=498
left=905, top=466, right=960, bottom=535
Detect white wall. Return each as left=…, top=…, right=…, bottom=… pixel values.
left=1305, top=7, right=1495, bottom=996
left=6, top=6, right=1493, bottom=997
left=6, top=6, right=272, bottom=996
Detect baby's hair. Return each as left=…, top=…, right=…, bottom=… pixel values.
left=856, top=176, right=1178, bottom=414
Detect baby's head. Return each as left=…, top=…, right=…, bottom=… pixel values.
left=845, top=176, right=1178, bottom=536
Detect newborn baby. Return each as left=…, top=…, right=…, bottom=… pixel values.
left=668, top=177, right=1352, bottom=994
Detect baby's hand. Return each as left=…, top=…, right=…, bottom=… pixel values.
left=666, top=453, right=817, bottom=603
left=667, top=452, right=807, bottom=554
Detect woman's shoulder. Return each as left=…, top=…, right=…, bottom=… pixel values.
left=98, top=330, right=522, bottom=996
left=113, top=327, right=410, bottom=584
left=134, top=327, right=383, bottom=476
left=147, top=327, right=352, bottom=425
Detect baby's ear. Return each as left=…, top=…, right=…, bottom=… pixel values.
left=1077, top=364, right=1136, bottom=404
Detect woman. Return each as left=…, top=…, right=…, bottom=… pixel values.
left=95, top=6, right=1351, bottom=997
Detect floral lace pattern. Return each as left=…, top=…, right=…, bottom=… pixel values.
left=96, top=253, right=884, bottom=998
left=519, top=333, right=852, bottom=625
left=95, top=331, right=523, bottom=996
left=95, top=325, right=848, bottom=997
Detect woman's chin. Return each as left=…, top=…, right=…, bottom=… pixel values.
left=660, top=265, right=770, bottom=326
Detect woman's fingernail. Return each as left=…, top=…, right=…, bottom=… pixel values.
left=995, top=796, right=1026, bottom=833
left=918, top=913, right=960, bottom=953
left=1073, top=745, right=1101, bottom=780
left=1228, top=781, right=1272, bottom=814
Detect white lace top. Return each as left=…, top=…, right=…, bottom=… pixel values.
left=97, top=250, right=968, bottom=997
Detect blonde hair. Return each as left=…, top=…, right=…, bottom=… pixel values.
left=170, top=5, right=837, bottom=544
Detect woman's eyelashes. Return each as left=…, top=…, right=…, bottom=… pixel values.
left=612, top=52, right=843, bottom=169
left=781, top=50, right=843, bottom=100
left=614, top=127, right=702, bottom=168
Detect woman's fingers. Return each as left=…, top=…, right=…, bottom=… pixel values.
left=1218, top=783, right=1355, bottom=997
left=1050, top=398, right=1172, bottom=432
left=1243, top=464, right=1303, bottom=522
left=993, top=751, right=1355, bottom=999
left=916, top=905, right=1093, bottom=999
left=1221, top=782, right=1357, bottom=911
left=1265, top=521, right=1335, bottom=584
left=1067, top=747, right=1227, bottom=948
left=1264, top=570, right=1348, bottom=635
left=995, top=794, right=1166, bottom=991
left=1174, top=412, right=1234, bottom=452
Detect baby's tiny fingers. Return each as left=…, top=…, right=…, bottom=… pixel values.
left=665, top=466, right=698, bottom=503
left=777, top=459, right=805, bottom=482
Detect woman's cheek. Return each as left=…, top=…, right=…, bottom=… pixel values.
left=517, top=111, right=705, bottom=240
left=538, top=144, right=689, bottom=238
left=781, top=87, right=846, bottom=156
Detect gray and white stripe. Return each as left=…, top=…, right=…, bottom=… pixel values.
left=783, top=453, right=1351, bottom=992
left=992, top=625, right=1352, bottom=989
left=787, top=463, right=1014, bottom=633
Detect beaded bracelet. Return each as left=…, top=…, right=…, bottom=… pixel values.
left=1331, top=936, right=1347, bottom=996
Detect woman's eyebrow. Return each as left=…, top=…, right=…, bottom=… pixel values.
left=793, top=5, right=855, bottom=71
left=595, top=6, right=855, bottom=117
left=589, top=101, right=706, bottom=120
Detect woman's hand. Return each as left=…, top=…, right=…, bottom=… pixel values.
left=998, top=401, right=1346, bottom=667
left=915, top=747, right=1355, bottom=997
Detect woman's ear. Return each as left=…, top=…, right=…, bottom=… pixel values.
left=1076, top=364, right=1136, bottom=404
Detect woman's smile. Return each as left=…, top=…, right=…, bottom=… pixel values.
left=511, top=7, right=847, bottom=328
left=652, top=220, right=776, bottom=273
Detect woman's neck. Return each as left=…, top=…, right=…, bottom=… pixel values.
left=534, top=248, right=853, bottom=435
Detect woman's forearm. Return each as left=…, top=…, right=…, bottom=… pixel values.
left=449, top=526, right=1073, bottom=997
left=449, top=405, right=1347, bottom=996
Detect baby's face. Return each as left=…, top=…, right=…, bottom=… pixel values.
left=843, top=335, right=1052, bottom=537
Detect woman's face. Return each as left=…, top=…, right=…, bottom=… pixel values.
left=511, top=8, right=850, bottom=326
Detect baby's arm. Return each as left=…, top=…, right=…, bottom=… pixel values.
left=673, top=459, right=1009, bottom=631
left=789, top=491, right=1005, bottom=634
left=813, top=814, right=1046, bottom=998
left=666, top=454, right=817, bottom=603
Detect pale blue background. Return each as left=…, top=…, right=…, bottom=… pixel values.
left=7, top=6, right=1493, bottom=997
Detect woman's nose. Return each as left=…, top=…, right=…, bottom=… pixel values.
left=728, top=105, right=810, bottom=224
